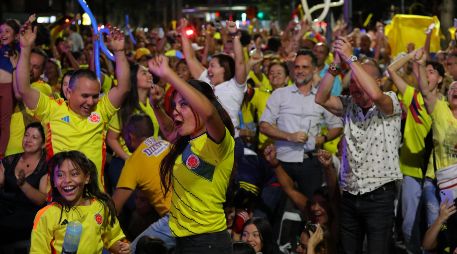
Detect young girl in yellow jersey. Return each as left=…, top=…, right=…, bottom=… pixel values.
left=149, top=55, right=235, bottom=254
left=30, top=151, right=130, bottom=254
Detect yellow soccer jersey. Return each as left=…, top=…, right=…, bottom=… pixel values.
left=117, top=137, right=171, bottom=216
left=108, top=98, right=160, bottom=155
left=169, top=128, right=234, bottom=237
left=250, top=87, right=272, bottom=149
left=30, top=93, right=118, bottom=190
left=31, top=200, right=125, bottom=254
left=400, top=86, right=434, bottom=178
left=248, top=70, right=271, bottom=91
left=431, top=99, right=457, bottom=170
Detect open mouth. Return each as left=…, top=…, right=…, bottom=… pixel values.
left=174, top=119, right=183, bottom=128
left=62, top=186, right=77, bottom=193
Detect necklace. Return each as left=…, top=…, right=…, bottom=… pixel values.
left=20, top=154, right=40, bottom=169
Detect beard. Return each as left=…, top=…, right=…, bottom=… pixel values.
left=295, top=74, right=313, bottom=86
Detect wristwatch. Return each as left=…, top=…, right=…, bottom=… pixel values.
left=346, top=55, right=358, bottom=65
left=328, top=63, right=341, bottom=76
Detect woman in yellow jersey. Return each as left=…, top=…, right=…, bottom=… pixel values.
left=106, top=63, right=160, bottom=193
left=31, top=151, right=129, bottom=254
left=149, top=55, right=235, bottom=254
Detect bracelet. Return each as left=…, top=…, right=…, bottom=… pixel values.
left=327, top=63, right=341, bottom=77
left=112, top=48, right=125, bottom=53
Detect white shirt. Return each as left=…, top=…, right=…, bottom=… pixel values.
left=199, top=69, right=246, bottom=138
left=339, top=91, right=402, bottom=195
left=260, top=84, right=343, bottom=162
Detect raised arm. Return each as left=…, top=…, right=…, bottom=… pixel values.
left=315, top=53, right=344, bottom=116
left=149, top=55, right=226, bottom=142
left=107, top=27, right=130, bottom=108
left=415, top=48, right=437, bottom=114
left=423, top=202, right=456, bottom=251
left=149, top=85, right=178, bottom=142
left=335, top=37, right=394, bottom=115
left=226, top=21, right=247, bottom=84
left=16, top=14, right=40, bottom=109
left=179, top=19, right=205, bottom=79
left=386, top=51, right=416, bottom=95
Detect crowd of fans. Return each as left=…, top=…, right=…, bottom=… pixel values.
left=1, top=9, right=457, bottom=254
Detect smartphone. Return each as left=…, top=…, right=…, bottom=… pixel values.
left=440, top=189, right=455, bottom=206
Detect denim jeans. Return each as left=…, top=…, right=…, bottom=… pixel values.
left=280, top=157, right=323, bottom=198
left=340, top=182, right=396, bottom=254
left=401, top=176, right=439, bottom=253
left=175, top=230, right=232, bottom=254
left=130, top=214, right=175, bottom=252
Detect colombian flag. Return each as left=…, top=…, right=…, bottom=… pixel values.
left=385, top=15, right=441, bottom=56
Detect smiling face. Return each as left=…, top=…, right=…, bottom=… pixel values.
left=137, top=65, right=153, bottom=89
left=67, top=76, right=100, bottom=117
left=53, top=159, right=90, bottom=207
left=310, top=194, right=329, bottom=225
left=172, top=92, right=205, bottom=138
left=293, top=54, right=315, bottom=86
left=207, top=58, right=225, bottom=85
left=22, top=127, right=44, bottom=153
left=241, top=223, right=263, bottom=253
left=0, top=23, right=17, bottom=46
left=268, top=63, right=288, bottom=90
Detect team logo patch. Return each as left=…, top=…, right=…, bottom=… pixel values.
left=61, top=116, right=70, bottom=123
left=88, top=112, right=101, bottom=123
left=186, top=154, right=200, bottom=169
left=95, top=213, right=103, bottom=225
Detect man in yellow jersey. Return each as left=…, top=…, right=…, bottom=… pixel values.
left=112, top=114, right=174, bottom=250
left=16, top=16, right=130, bottom=190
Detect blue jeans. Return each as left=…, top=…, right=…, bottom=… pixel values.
left=130, top=214, right=175, bottom=252
left=280, top=157, right=323, bottom=198
left=401, top=176, right=439, bottom=253
left=341, top=182, right=396, bottom=254
left=175, top=230, right=232, bottom=254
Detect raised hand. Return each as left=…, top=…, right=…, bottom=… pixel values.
left=177, top=18, right=188, bottom=34
left=148, top=55, right=171, bottom=79
left=414, top=47, right=427, bottom=66
left=226, top=20, right=238, bottom=35
left=334, top=36, right=353, bottom=62
left=149, top=84, right=165, bottom=108
left=437, top=200, right=457, bottom=224
left=19, top=14, right=37, bottom=48
left=107, top=27, right=125, bottom=52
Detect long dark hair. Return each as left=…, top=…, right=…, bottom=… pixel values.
left=118, top=64, right=143, bottom=130
left=159, top=79, right=234, bottom=195
left=48, top=151, right=117, bottom=228
left=242, top=218, right=280, bottom=254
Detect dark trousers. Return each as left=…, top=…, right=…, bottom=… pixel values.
left=280, top=157, right=323, bottom=198
left=340, top=182, right=396, bottom=254
left=174, top=230, right=232, bottom=254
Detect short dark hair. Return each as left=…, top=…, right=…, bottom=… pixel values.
left=122, top=114, right=155, bottom=147
left=426, top=60, right=445, bottom=78
left=296, top=49, right=318, bottom=66
left=68, top=69, right=99, bottom=90
left=212, top=54, right=236, bottom=81
left=25, top=122, right=45, bottom=144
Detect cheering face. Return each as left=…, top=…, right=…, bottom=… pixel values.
left=172, top=93, right=204, bottom=138
left=137, top=65, right=153, bottom=89
left=425, top=64, right=442, bottom=90
left=207, top=58, right=225, bottom=85
left=241, top=224, right=263, bottom=253
left=310, top=194, right=329, bottom=225
left=349, top=78, right=372, bottom=109
left=53, top=159, right=90, bottom=207
left=0, top=24, right=16, bottom=45
left=67, top=77, right=100, bottom=117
